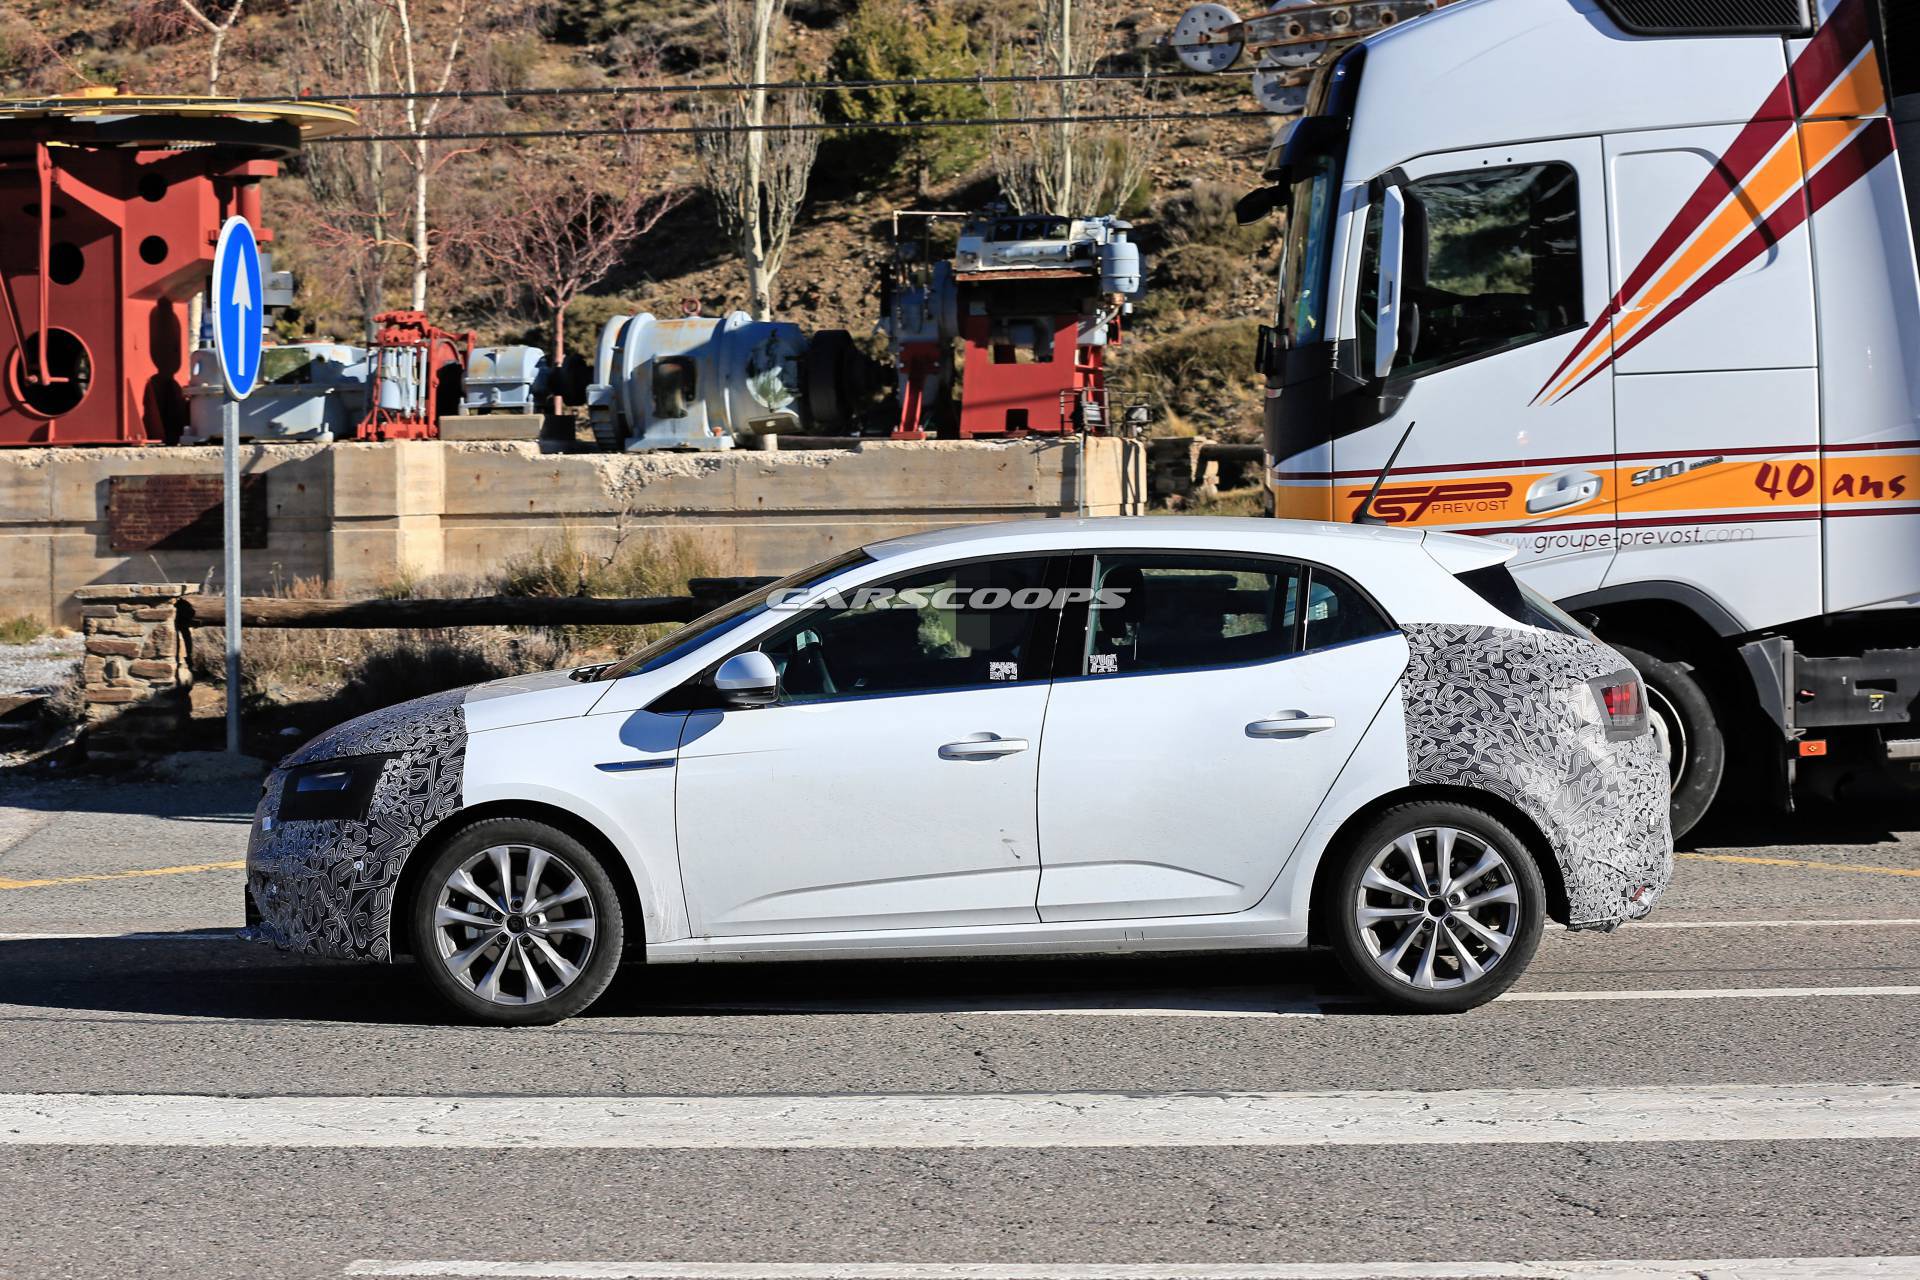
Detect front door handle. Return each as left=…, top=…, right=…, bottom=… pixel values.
left=939, top=734, right=1030, bottom=760
left=1247, top=713, right=1337, bottom=738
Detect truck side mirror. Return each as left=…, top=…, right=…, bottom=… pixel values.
left=1235, top=184, right=1286, bottom=225
left=1374, top=185, right=1407, bottom=377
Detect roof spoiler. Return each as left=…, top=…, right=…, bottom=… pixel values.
left=1421, top=530, right=1517, bottom=575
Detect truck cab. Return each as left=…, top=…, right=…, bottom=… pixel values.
left=1250, top=0, right=1920, bottom=834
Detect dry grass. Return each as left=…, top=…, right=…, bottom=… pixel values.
left=0, top=615, right=46, bottom=645
left=496, top=527, right=719, bottom=651
left=187, top=529, right=718, bottom=731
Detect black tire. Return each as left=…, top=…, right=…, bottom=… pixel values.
left=1610, top=642, right=1725, bottom=841
left=1325, top=800, right=1546, bottom=1013
left=408, top=817, right=625, bottom=1026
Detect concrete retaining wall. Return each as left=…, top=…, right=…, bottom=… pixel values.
left=0, top=437, right=1145, bottom=624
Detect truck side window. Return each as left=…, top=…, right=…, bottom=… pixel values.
left=1359, top=162, right=1582, bottom=379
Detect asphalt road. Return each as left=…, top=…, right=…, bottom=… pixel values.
left=2, top=774, right=1918, bottom=1279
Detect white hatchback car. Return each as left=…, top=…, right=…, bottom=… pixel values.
left=245, top=518, right=1672, bottom=1023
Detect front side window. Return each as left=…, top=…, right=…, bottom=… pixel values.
left=757, top=557, right=1059, bottom=703
left=1360, top=162, right=1582, bottom=378
left=1083, top=555, right=1301, bottom=676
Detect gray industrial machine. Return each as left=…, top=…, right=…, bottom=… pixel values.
left=464, top=346, right=553, bottom=414
left=182, top=342, right=368, bottom=442
left=587, top=311, right=879, bottom=451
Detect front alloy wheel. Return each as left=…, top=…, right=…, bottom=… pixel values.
left=1328, top=801, right=1545, bottom=1012
left=411, top=818, right=624, bottom=1025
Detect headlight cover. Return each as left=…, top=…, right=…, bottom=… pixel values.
left=276, top=754, right=394, bottom=823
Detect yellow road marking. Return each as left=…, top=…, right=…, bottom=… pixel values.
left=0, top=860, right=245, bottom=890
left=1680, top=851, right=1920, bottom=879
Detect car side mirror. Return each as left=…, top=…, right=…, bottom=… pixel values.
left=712, top=651, right=779, bottom=708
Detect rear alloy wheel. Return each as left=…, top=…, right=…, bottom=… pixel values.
left=1610, top=643, right=1725, bottom=841
left=410, top=818, right=624, bottom=1025
left=1327, top=801, right=1545, bottom=1013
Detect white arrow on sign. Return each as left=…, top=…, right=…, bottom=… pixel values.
left=230, top=254, right=253, bottom=322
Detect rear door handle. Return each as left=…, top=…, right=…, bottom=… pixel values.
left=1247, top=714, right=1336, bottom=738
left=939, top=734, right=1030, bottom=760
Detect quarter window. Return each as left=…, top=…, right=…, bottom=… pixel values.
left=757, top=557, right=1058, bottom=703
left=1360, top=162, right=1582, bottom=378
left=1083, top=555, right=1301, bottom=675
left=1303, top=567, right=1394, bottom=650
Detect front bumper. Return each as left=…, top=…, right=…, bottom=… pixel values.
left=244, top=774, right=405, bottom=960
left=243, top=687, right=470, bottom=961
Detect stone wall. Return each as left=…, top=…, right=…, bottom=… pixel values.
left=73, top=583, right=197, bottom=761
left=0, top=437, right=1146, bottom=625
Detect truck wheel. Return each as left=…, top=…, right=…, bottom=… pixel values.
left=1611, top=643, right=1724, bottom=840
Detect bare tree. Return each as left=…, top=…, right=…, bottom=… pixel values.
left=177, top=0, right=246, bottom=95
left=989, top=0, right=1160, bottom=216
left=393, top=0, right=472, bottom=312
left=294, top=0, right=397, bottom=340
left=693, top=0, right=819, bottom=320
left=460, top=138, right=684, bottom=360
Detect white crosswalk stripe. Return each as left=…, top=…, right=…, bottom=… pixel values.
left=339, top=1257, right=1920, bottom=1279
left=3, top=1082, right=1915, bottom=1150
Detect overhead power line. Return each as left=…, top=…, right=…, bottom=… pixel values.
left=304, top=107, right=1270, bottom=145
left=253, top=66, right=1260, bottom=106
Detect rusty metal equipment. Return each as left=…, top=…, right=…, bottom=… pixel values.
left=882, top=206, right=1143, bottom=440
left=1166, top=1, right=1439, bottom=113
left=358, top=311, right=474, bottom=441
left=0, top=90, right=354, bottom=446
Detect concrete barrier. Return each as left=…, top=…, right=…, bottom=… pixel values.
left=0, top=437, right=1145, bottom=625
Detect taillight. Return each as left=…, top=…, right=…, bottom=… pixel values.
left=1590, top=671, right=1649, bottom=741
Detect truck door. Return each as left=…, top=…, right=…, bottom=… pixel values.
left=1340, top=138, right=1616, bottom=601
left=1596, top=119, right=1822, bottom=629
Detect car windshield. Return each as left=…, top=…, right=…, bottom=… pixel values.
left=592, top=548, right=873, bottom=682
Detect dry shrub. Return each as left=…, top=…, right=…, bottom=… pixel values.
left=497, top=527, right=719, bottom=652
left=1161, top=182, right=1270, bottom=254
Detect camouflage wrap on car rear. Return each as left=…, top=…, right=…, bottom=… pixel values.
left=1399, top=623, right=1673, bottom=929
left=244, top=685, right=470, bottom=960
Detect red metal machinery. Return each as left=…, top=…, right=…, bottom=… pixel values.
left=881, top=208, right=1144, bottom=440
left=0, top=90, right=355, bottom=446
left=358, top=311, right=474, bottom=441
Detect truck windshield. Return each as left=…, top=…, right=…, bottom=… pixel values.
left=1278, top=150, right=1340, bottom=349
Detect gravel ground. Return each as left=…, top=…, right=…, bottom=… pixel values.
left=0, top=633, right=82, bottom=696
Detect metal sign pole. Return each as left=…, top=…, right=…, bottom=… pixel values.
left=222, top=395, right=242, bottom=755
left=211, top=215, right=261, bottom=758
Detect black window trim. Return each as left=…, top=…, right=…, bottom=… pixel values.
left=1053, top=548, right=1400, bottom=683
left=651, top=551, right=1073, bottom=711
left=1359, top=159, right=1588, bottom=388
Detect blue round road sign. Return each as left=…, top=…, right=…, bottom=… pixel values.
left=212, top=216, right=265, bottom=400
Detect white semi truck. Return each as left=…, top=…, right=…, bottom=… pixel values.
left=1221, top=0, right=1920, bottom=834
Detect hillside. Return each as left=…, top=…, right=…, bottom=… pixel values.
left=0, top=0, right=1285, bottom=438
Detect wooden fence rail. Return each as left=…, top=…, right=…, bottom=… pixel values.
left=180, top=576, right=777, bottom=630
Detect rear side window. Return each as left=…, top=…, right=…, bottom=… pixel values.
left=1457, top=564, right=1591, bottom=636
left=1084, top=555, right=1301, bottom=675
left=1303, top=567, right=1396, bottom=650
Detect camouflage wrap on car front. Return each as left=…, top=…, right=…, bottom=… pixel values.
left=1399, top=623, right=1673, bottom=929
left=244, top=686, right=469, bottom=960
